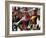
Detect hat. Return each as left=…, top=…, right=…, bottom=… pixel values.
left=13, top=7, right=18, bottom=11
left=32, top=8, right=38, bottom=11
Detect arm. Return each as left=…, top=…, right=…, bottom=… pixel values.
left=13, top=16, right=26, bottom=25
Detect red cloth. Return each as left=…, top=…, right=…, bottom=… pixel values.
left=22, top=20, right=25, bottom=29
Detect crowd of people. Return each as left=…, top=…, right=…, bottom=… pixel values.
left=12, top=7, right=40, bottom=31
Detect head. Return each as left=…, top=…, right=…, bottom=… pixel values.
left=32, top=8, right=38, bottom=16
left=24, top=7, right=28, bottom=11
left=12, top=7, right=18, bottom=16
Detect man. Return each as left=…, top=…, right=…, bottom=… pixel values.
left=29, top=8, right=38, bottom=30
left=12, top=7, right=21, bottom=31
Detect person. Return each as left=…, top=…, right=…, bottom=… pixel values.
left=12, top=7, right=18, bottom=31
left=12, top=7, right=21, bottom=31
left=20, top=7, right=30, bottom=30
left=29, top=8, right=38, bottom=30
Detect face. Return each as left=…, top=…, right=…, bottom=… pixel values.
left=13, top=11, right=18, bottom=16
left=32, top=10, right=37, bottom=15
left=22, top=12, right=25, bottom=17
left=32, top=10, right=35, bottom=15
